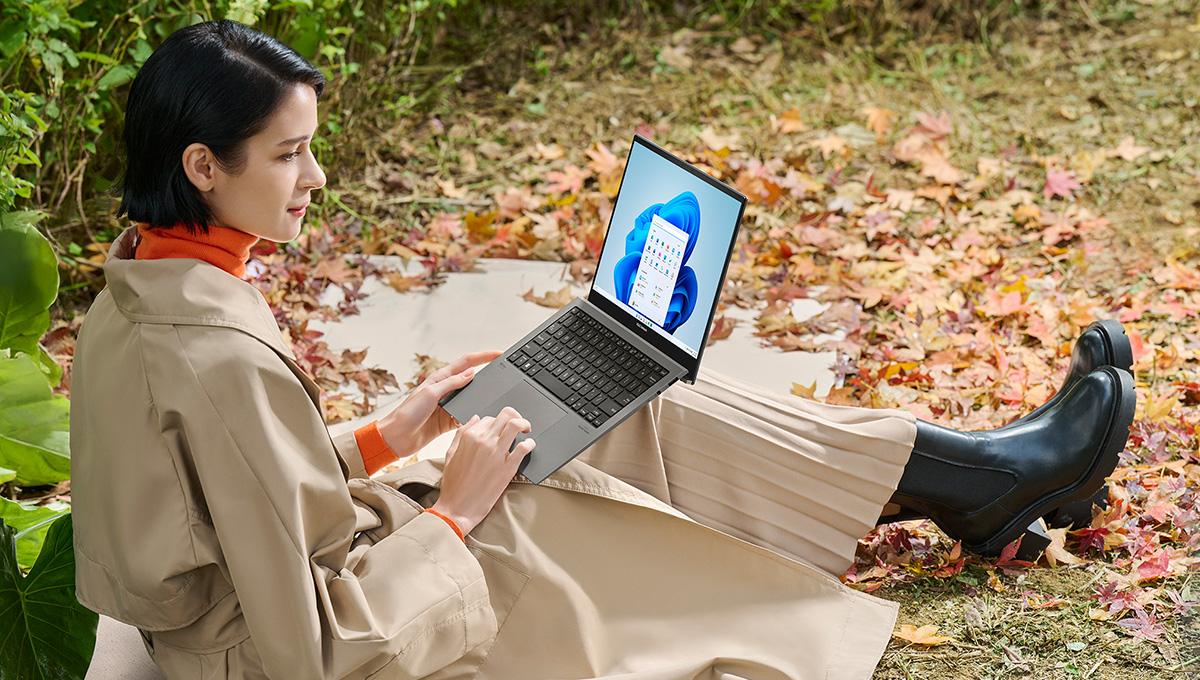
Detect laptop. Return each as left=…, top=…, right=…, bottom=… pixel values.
left=439, top=135, right=747, bottom=483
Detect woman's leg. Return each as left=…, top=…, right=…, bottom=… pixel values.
left=579, top=357, right=1135, bottom=573
left=578, top=367, right=917, bottom=578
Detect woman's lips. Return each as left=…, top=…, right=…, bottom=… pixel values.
left=288, top=204, right=307, bottom=217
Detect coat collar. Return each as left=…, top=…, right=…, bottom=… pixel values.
left=102, top=227, right=294, bottom=360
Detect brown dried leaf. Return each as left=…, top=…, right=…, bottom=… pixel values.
left=436, top=178, right=469, bottom=199
left=521, top=285, right=575, bottom=309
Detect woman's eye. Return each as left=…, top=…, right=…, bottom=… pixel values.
left=282, top=151, right=299, bottom=162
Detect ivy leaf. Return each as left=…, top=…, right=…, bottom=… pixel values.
left=0, top=211, right=58, bottom=359
left=0, top=515, right=98, bottom=680
left=0, top=351, right=71, bottom=486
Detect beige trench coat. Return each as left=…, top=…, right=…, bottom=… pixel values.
left=71, top=228, right=917, bottom=680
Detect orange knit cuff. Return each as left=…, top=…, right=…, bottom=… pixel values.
left=424, top=508, right=466, bottom=543
left=353, top=421, right=399, bottom=477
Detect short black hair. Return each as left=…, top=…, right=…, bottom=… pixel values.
left=117, top=20, right=325, bottom=233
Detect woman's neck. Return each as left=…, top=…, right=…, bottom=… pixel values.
left=135, top=224, right=259, bottom=279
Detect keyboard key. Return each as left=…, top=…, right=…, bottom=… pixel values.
left=599, top=399, right=620, bottom=416
left=533, top=370, right=573, bottom=402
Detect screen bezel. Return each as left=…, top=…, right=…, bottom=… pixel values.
left=587, top=135, right=747, bottom=384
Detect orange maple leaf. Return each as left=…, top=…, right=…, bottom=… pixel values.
left=772, top=106, right=808, bottom=134
left=861, top=106, right=895, bottom=137
left=809, top=135, right=846, bottom=159
left=892, top=624, right=954, bottom=646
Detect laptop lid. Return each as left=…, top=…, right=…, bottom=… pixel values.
left=588, top=135, right=747, bottom=383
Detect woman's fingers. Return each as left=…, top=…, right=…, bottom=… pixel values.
left=507, top=437, right=536, bottom=464
left=444, top=414, right=478, bottom=463
left=429, top=351, right=502, bottom=383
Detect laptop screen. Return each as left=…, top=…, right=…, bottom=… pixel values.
left=590, top=136, right=746, bottom=373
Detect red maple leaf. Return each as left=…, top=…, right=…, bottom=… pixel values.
left=1043, top=169, right=1082, bottom=200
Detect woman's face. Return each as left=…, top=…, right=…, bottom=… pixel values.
left=202, top=83, right=326, bottom=242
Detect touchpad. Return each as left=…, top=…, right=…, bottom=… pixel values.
left=480, top=381, right=567, bottom=448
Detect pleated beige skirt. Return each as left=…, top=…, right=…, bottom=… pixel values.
left=409, top=367, right=918, bottom=680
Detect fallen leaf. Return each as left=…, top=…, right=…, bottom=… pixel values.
left=729, top=36, right=757, bottom=55
left=1043, top=527, right=1084, bottom=567
left=914, top=111, right=951, bottom=140
left=861, top=107, right=894, bottom=137
left=437, top=178, right=469, bottom=199
left=1108, top=137, right=1150, bottom=162
left=658, top=44, right=693, bottom=70
left=521, top=285, right=575, bottom=308
left=809, top=135, right=847, bottom=159
left=1043, top=170, right=1082, bottom=200
left=534, top=142, right=564, bottom=161
left=708, top=315, right=737, bottom=344
left=892, top=624, right=954, bottom=646
left=791, top=381, right=817, bottom=400
left=699, top=126, right=741, bottom=152
left=773, top=107, right=808, bottom=134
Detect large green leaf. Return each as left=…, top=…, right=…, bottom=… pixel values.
left=0, top=515, right=98, bottom=680
left=0, top=498, right=70, bottom=572
left=0, top=352, right=70, bottom=486
left=0, top=211, right=58, bottom=358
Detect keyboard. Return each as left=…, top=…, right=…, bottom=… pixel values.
left=508, top=307, right=670, bottom=427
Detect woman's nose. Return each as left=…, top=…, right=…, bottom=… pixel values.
left=302, top=149, right=326, bottom=191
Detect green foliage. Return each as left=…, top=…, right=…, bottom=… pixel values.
left=0, top=211, right=60, bottom=382
left=0, top=515, right=98, bottom=680
left=0, top=0, right=467, bottom=225
left=0, top=351, right=71, bottom=487
left=0, top=497, right=69, bottom=572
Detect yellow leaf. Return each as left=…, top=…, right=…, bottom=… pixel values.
left=892, top=624, right=954, bottom=647
left=772, top=107, right=808, bottom=134
left=791, top=381, right=817, bottom=400
left=1144, top=394, right=1178, bottom=424
left=861, top=107, right=894, bottom=137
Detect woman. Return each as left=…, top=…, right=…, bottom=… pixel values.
left=70, top=20, right=1136, bottom=680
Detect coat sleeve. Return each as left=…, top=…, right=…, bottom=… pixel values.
left=144, top=324, right=497, bottom=679
left=331, top=429, right=369, bottom=480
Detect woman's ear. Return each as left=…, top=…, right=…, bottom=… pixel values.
left=181, top=143, right=218, bottom=192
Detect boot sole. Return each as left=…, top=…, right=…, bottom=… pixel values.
left=966, top=366, right=1137, bottom=556
left=1093, top=319, right=1134, bottom=377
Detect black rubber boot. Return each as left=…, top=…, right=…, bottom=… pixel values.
left=879, top=320, right=1133, bottom=528
left=889, top=366, right=1136, bottom=557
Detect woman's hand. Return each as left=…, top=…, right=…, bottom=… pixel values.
left=376, top=351, right=501, bottom=459
left=432, top=408, right=536, bottom=535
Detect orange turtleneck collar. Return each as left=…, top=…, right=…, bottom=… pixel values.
left=135, top=224, right=259, bottom=279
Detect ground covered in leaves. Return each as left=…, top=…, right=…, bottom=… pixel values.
left=46, top=2, right=1200, bottom=678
